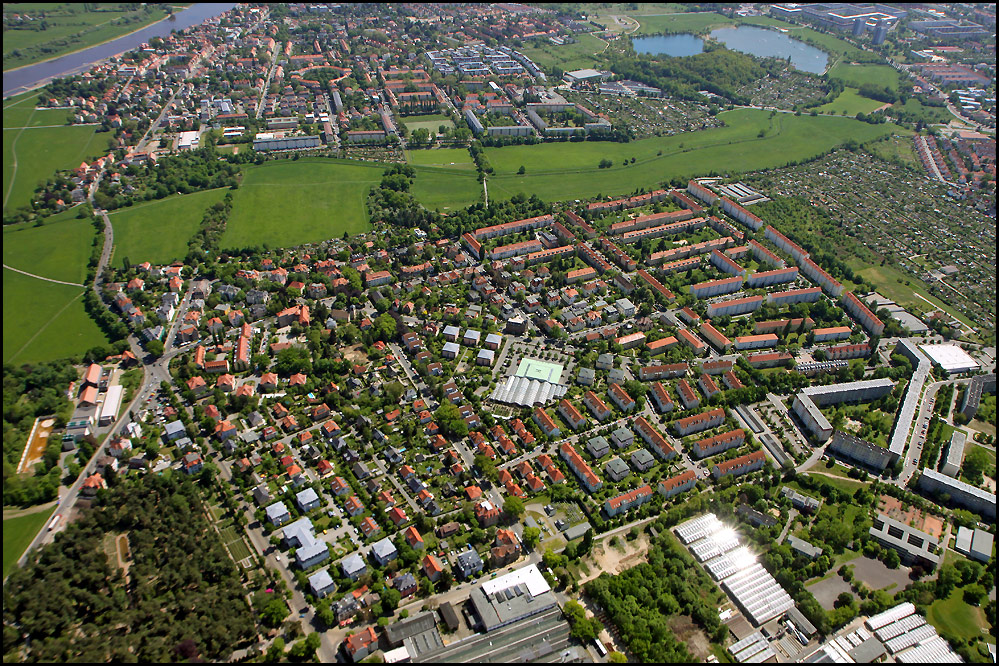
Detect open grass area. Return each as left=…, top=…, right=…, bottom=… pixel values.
left=801, top=471, right=867, bottom=495
left=483, top=109, right=898, bottom=202
left=223, top=159, right=382, bottom=249
left=843, top=260, right=977, bottom=331
left=406, top=147, right=475, bottom=170
left=109, top=188, right=227, bottom=268
left=2, top=506, right=56, bottom=579
left=3, top=98, right=113, bottom=215
left=400, top=114, right=454, bottom=133
left=891, top=98, right=953, bottom=125
left=827, top=62, right=904, bottom=91
left=926, top=588, right=993, bottom=644
left=866, top=134, right=920, bottom=168
left=3, top=269, right=108, bottom=364
left=3, top=206, right=95, bottom=284
left=815, top=88, right=887, bottom=116
left=410, top=167, right=482, bottom=212
left=519, top=32, right=608, bottom=70
left=3, top=3, right=171, bottom=71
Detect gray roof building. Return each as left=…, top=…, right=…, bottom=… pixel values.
left=371, top=537, right=398, bottom=566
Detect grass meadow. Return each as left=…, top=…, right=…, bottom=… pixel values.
left=827, top=62, right=904, bottom=91
left=109, top=188, right=228, bottom=268
left=223, top=159, right=384, bottom=249
left=482, top=110, right=900, bottom=202
left=4, top=91, right=113, bottom=215
left=3, top=269, right=108, bottom=364
left=519, top=33, right=608, bottom=71
left=406, top=147, right=476, bottom=170
left=3, top=206, right=95, bottom=284
left=2, top=507, right=56, bottom=579
left=815, top=88, right=887, bottom=116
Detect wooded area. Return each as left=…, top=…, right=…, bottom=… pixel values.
left=3, top=474, right=258, bottom=661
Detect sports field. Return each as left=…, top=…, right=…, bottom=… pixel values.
left=815, top=88, right=886, bottom=116
left=4, top=92, right=113, bottom=215
left=109, top=188, right=227, bottom=268
left=223, top=159, right=383, bottom=248
left=3, top=207, right=95, bottom=284
left=517, top=358, right=565, bottom=383
left=401, top=114, right=455, bottom=133
left=3, top=3, right=171, bottom=71
left=2, top=506, right=56, bottom=579
left=483, top=109, right=900, bottom=202
left=406, top=147, right=476, bottom=170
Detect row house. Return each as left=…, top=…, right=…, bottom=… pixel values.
left=691, top=429, right=746, bottom=459
left=604, top=484, right=653, bottom=517
left=559, top=442, right=602, bottom=493
left=583, top=391, right=612, bottom=422
left=558, top=399, right=587, bottom=431
left=633, top=416, right=676, bottom=461
left=638, top=362, right=687, bottom=381
left=532, top=406, right=560, bottom=438
left=712, top=450, right=766, bottom=479
left=651, top=381, right=675, bottom=413
left=608, top=383, right=635, bottom=412
left=659, top=469, right=697, bottom=499
left=677, top=379, right=700, bottom=410
left=673, top=407, right=726, bottom=436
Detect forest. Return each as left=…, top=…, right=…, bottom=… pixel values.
left=609, top=47, right=767, bottom=106
left=3, top=474, right=258, bottom=661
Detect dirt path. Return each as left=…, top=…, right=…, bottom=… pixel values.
left=3, top=500, right=57, bottom=519
left=3, top=264, right=85, bottom=287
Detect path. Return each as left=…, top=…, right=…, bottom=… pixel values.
left=2, top=105, right=36, bottom=210
left=2, top=500, right=57, bottom=520
left=2, top=264, right=85, bottom=287
left=6, top=290, right=85, bottom=363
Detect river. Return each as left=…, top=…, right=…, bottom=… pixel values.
left=3, top=3, right=238, bottom=98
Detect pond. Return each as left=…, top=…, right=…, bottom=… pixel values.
left=709, top=25, right=829, bottom=74
left=632, top=33, right=705, bottom=58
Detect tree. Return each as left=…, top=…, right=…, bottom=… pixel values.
left=146, top=339, right=164, bottom=357
left=503, top=496, right=525, bottom=519
left=962, top=584, right=986, bottom=606
left=522, top=526, right=541, bottom=550
left=262, top=597, right=290, bottom=627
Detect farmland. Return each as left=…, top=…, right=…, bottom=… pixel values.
left=109, top=188, right=228, bottom=268
left=482, top=109, right=899, bottom=202
left=3, top=3, right=171, bottom=71
left=3, top=207, right=96, bottom=284
left=4, top=91, right=113, bottom=215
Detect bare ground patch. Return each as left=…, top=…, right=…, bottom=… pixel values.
left=579, top=532, right=651, bottom=584
left=669, top=615, right=711, bottom=661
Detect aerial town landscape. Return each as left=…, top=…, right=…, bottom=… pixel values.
left=2, top=2, right=996, bottom=664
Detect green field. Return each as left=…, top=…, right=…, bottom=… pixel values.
left=3, top=207, right=95, bottom=284
left=3, top=269, right=108, bottom=364
left=400, top=114, right=454, bottom=133
left=410, top=167, right=482, bottom=211
left=223, top=159, right=383, bottom=249
left=927, top=588, right=994, bottom=644
left=891, top=98, right=953, bottom=125
left=483, top=109, right=900, bottom=202
left=827, top=62, right=903, bottom=91
left=631, top=12, right=737, bottom=35
left=109, top=188, right=227, bottom=268
left=866, top=134, right=920, bottom=168
left=406, top=147, right=476, bottom=170
left=2, top=506, right=56, bottom=579
left=816, top=88, right=887, bottom=116
left=4, top=92, right=113, bottom=215
left=519, top=32, right=608, bottom=71
left=3, top=3, right=171, bottom=72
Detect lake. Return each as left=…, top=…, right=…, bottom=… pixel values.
left=632, top=34, right=705, bottom=58
left=709, top=25, right=828, bottom=74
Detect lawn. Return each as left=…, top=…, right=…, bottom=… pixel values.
left=843, top=260, right=977, bottom=331
left=400, top=114, right=455, bottom=133
left=519, top=32, right=608, bottom=70
left=2, top=269, right=108, bottom=364
left=483, top=109, right=899, bottom=202
left=410, top=168, right=482, bottom=211
left=3, top=206, right=96, bottom=284
left=926, top=588, right=993, bottom=644
left=109, top=188, right=227, bottom=268
left=826, top=62, right=904, bottom=91
left=3, top=3, right=171, bottom=71
left=815, top=88, right=887, bottom=116
left=3, top=118, right=113, bottom=215
left=802, top=471, right=867, bottom=495
left=223, top=159, right=383, bottom=249
left=2, top=506, right=56, bottom=579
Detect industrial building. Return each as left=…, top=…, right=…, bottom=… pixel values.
left=467, top=564, right=557, bottom=632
